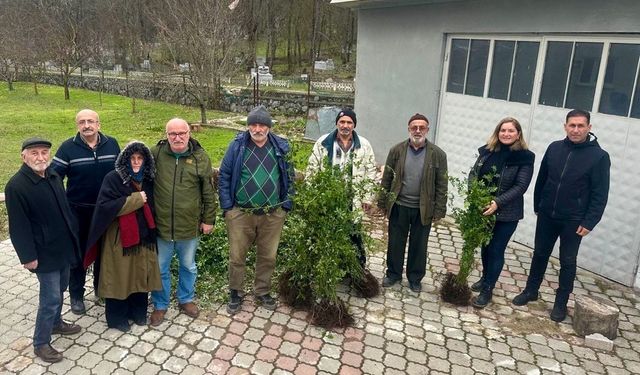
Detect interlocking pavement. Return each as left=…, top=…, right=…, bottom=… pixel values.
left=1, top=221, right=640, bottom=374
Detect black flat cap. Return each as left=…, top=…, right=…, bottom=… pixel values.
left=22, top=137, right=52, bottom=151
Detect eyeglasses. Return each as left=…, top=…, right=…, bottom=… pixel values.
left=167, top=131, right=189, bottom=138
left=409, top=126, right=428, bottom=132
left=77, top=119, right=98, bottom=126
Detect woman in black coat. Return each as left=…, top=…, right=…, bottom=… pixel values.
left=469, top=117, right=535, bottom=308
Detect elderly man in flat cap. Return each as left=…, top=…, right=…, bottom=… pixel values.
left=5, top=137, right=82, bottom=363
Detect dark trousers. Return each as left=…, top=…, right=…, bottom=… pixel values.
left=480, top=221, right=519, bottom=288
left=385, top=204, right=431, bottom=283
left=525, top=214, right=582, bottom=305
left=34, top=266, right=70, bottom=348
left=105, top=292, right=148, bottom=328
left=350, top=232, right=367, bottom=268
left=69, top=204, right=99, bottom=300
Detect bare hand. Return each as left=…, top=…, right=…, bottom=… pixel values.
left=23, top=260, right=38, bottom=270
left=200, top=223, right=213, bottom=235
left=576, top=225, right=591, bottom=237
left=482, top=200, right=498, bottom=216
left=140, top=191, right=147, bottom=203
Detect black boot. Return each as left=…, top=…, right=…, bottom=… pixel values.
left=512, top=290, right=539, bottom=306
left=470, top=277, right=486, bottom=292
left=472, top=287, right=493, bottom=308
left=550, top=291, right=569, bottom=322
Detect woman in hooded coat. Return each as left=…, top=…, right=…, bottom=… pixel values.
left=85, top=141, right=161, bottom=331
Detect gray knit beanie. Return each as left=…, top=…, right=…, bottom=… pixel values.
left=247, top=105, right=273, bottom=128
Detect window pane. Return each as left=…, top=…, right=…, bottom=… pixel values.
left=447, top=39, right=469, bottom=94
left=599, top=43, right=640, bottom=116
left=539, top=42, right=573, bottom=107
left=489, top=41, right=515, bottom=100
left=465, top=40, right=490, bottom=96
left=565, top=42, right=603, bottom=110
left=509, top=41, right=539, bottom=104
left=632, top=72, right=640, bottom=119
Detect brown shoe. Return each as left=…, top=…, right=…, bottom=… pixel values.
left=149, top=309, right=166, bottom=326
left=34, top=344, right=63, bottom=363
left=52, top=321, right=81, bottom=335
left=179, top=302, right=199, bottom=318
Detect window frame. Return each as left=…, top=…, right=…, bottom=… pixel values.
left=444, top=34, right=640, bottom=119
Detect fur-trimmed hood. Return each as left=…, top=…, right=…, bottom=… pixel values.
left=115, top=141, right=155, bottom=183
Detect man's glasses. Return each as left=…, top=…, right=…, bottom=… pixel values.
left=77, top=119, right=98, bottom=126
left=410, top=126, right=428, bottom=132
left=167, top=131, right=189, bottom=138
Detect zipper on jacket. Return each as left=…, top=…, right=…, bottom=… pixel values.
left=171, top=157, right=178, bottom=240
left=552, top=151, right=572, bottom=217
left=93, top=151, right=97, bottom=162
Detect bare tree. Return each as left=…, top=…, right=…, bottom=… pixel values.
left=33, top=0, right=97, bottom=100
left=149, top=0, right=247, bottom=123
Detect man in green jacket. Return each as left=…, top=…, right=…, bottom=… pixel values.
left=378, top=113, right=448, bottom=293
left=150, top=118, right=217, bottom=326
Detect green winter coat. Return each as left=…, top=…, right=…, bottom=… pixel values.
left=152, top=139, right=217, bottom=240
left=379, top=139, right=448, bottom=225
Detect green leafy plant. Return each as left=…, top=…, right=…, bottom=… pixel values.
left=278, top=157, right=378, bottom=329
left=440, top=173, right=496, bottom=305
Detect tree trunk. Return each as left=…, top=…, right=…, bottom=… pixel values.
left=63, top=65, right=71, bottom=100
left=7, top=77, right=14, bottom=91
left=286, top=9, right=292, bottom=73
left=199, top=103, right=207, bottom=124
left=99, top=69, right=104, bottom=107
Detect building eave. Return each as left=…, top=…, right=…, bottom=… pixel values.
left=331, top=0, right=469, bottom=9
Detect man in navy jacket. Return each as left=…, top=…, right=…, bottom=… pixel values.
left=52, top=109, right=120, bottom=314
left=512, top=109, right=610, bottom=322
left=219, top=106, right=294, bottom=314
left=6, top=137, right=82, bottom=363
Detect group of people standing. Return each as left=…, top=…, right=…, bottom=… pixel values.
left=5, top=105, right=609, bottom=363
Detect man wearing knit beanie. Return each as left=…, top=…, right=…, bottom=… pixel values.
left=219, top=105, right=294, bottom=314
left=306, top=108, right=377, bottom=268
left=247, top=105, right=273, bottom=128
left=379, top=113, right=448, bottom=293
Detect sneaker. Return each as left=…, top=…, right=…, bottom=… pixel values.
left=149, top=309, right=166, bottom=326
left=34, top=344, right=63, bottom=363
left=255, top=294, right=277, bottom=310
left=227, top=290, right=243, bottom=315
left=179, top=302, right=200, bottom=318
left=550, top=304, right=568, bottom=322
left=408, top=281, right=422, bottom=293
left=382, top=277, right=401, bottom=288
left=472, top=288, right=493, bottom=309
left=512, top=290, right=539, bottom=306
left=51, top=321, right=81, bottom=335
left=470, top=278, right=486, bottom=293
left=70, top=298, right=86, bottom=315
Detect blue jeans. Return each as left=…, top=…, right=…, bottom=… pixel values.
left=151, top=237, right=198, bottom=310
left=480, top=221, right=518, bottom=288
left=34, top=266, right=70, bottom=348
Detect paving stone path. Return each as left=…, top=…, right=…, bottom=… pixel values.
left=1, top=221, right=640, bottom=374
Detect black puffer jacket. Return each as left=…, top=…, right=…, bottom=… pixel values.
left=534, top=134, right=610, bottom=230
left=470, top=145, right=535, bottom=222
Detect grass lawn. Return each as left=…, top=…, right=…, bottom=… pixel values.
left=0, top=82, right=312, bottom=240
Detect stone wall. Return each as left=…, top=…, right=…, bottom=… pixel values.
left=30, top=73, right=354, bottom=116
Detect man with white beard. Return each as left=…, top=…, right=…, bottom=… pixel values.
left=378, top=113, right=448, bottom=293
left=5, top=137, right=82, bottom=363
